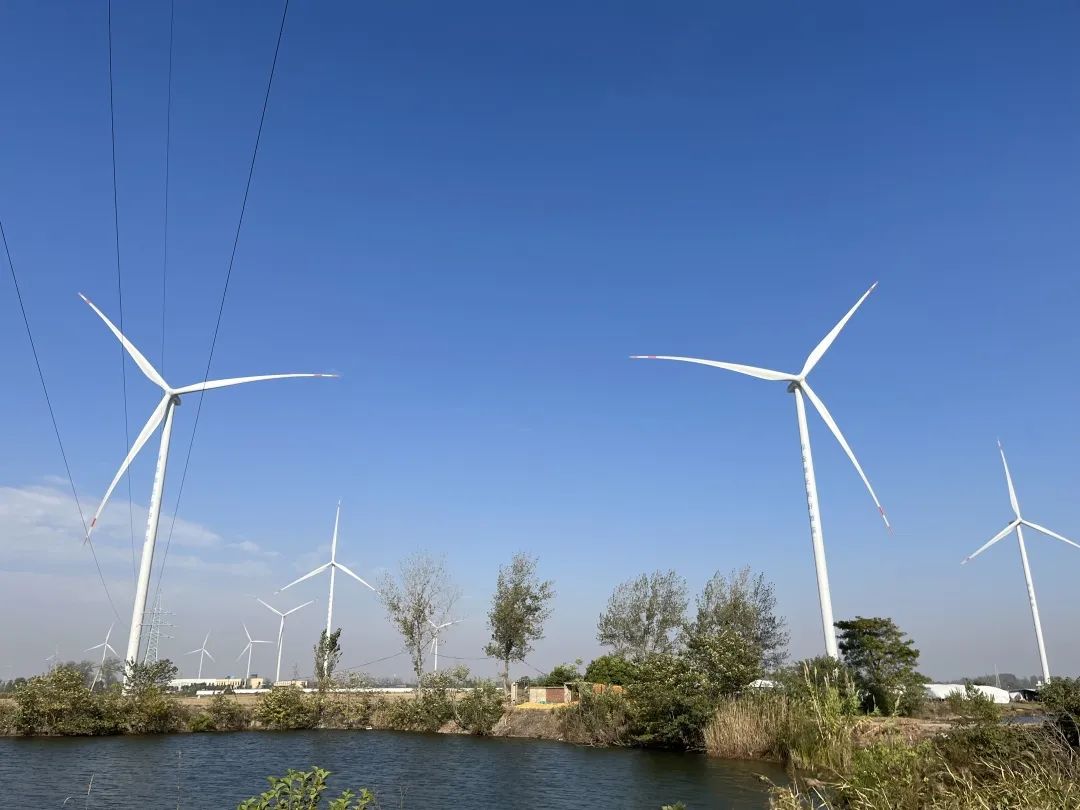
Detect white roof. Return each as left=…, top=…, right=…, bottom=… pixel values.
left=924, top=683, right=1011, bottom=704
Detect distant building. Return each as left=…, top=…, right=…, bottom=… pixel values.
left=169, top=678, right=244, bottom=691
left=924, top=683, right=1011, bottom=704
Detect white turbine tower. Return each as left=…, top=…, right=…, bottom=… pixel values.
left=86, top=623, right=119, bottom=690
left=185, top=631, right=214, bottom=680
left=278, top=502, right=377, bottom=639
left=236, top=623, right=272, bottom=684
left=633, top=283, right=888, bottom=659
left=428, top=618, right=463, bottom=672
left=79, top=293, right=336, bottom=680
left=257, top=598, right=314, bottom=684
left=962, top=442, right=1080, bottom=684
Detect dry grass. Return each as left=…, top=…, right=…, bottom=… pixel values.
left=705, top=695, right=792, bottom=760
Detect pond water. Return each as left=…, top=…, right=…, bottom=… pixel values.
left=0, top=730, right=785, bottom=808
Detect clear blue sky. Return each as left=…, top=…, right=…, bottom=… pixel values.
left=1, top=2, right=1078, bottom=681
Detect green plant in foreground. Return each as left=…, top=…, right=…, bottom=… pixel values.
left=237, top=767, right=375, bottom=810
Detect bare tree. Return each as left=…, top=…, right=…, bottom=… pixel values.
left=596, top=569, right=687, bottom=660
left=689, top=566, right=789, bottom=671
left=379, top=552, right=460, bottom=690
left=484, top=553, right=555, bottom=693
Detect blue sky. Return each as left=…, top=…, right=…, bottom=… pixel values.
left=1, top=2, right=1079, bottom=681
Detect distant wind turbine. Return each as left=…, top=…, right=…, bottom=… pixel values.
left=45, top=647, right=60, bottom=670
left=235, top=623, right=272, bottom=684
left=428, top=618, right=463, bottom=672
left=85, top=623, right=119, bottom=690
left=962, top=441, right=1080, bottom=684
left=278, top=502, right=377, bottom=639
left=185, top=631, right=214, bottom=680
left=257, top=598, right=314, bottom=684
left=79, top=293, right=337, bottom=682
left=633, top=283, right=888, bottom=659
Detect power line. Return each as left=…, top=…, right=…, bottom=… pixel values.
left=153, top=0, right=292, bottom=600
left=1, top=216, right=121, bottom=621
left=343, top=650, right=409, bottom=672
left=107, top=0, right=138, bottom=583
left=160, top=0, right=174, bottom=375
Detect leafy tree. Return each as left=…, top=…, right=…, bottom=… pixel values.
left=483, top=553, right=555, bottom=693
left=122, top=659, right=183, bottom=734
left=835, top=616, right=926, bottom=716
left=314, top=630, right=342, bottom=691
left=596, top=569, right=687, bottom=660
left=1040, top=676, right=1080, bottom=746
left=378, top=551, right=460, bottom=691
left=455, top=681, right=507, bottom=735
left=688, top=567, right=789, bottom=671
left=585, top=654, right=639, bottom=686
left=539, top=661, right=582, bottom=686
left=254, top=686, right=317, bottom=730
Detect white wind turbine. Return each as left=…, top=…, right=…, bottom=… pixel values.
left=257, top=598, right=314, bottom=684
left=428, top=618, right=463, bottom=672
left=278, top=502, right=377, bottom=639
left=962, top=442, right=1079, bottom=684
left=185, top=631, right=215, bottom=680
left=86, top=623, right=119, bottom=690
left=633, top=283, right=888, bottom=659
left=236, top=623, right=273, bottom=684
left=79, top=293, right=336, bottom=680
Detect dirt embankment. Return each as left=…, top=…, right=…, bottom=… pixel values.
left=491, top=705, right=564, bottom=740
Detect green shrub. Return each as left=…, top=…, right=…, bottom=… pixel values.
left=321, top=694, right=380, bottom=729
left=945, top=684, right=1001, bottom=727
left=1041, top=676, right=1080, bottom=747
left=237, top=767, right=375, bottom=810
left=255, top=687, right=317, bottom=730
left=12, top=667, right=116, bottom=735
left=188, top=694, right=252, bottom=732
left=384, top=691, right=454, bottom=733
left=0, top=700, right=16, bottom=734
left=584, top=655, right=638, bottom=686
left=559, top=685, right=628, bottom=746
left=455, top=681, right=506, bottom=735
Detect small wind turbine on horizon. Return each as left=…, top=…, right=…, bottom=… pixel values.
left=428, top=618, right=463, bottom=672
left=257, top=597, right=314, bottom=684
left=86, top=623, right=119, bottom=690
left=185, top=631, right=214, bottom=680
left=633, top=283, right=889, bottom=659
left=45, top=647, right=60, bottom=670
left=278, top=502, right=377, bottom=640
left=78, top=293, right=337, bottom=682
left=236, top=623, right=272, bottom=683
left=962, top=441, right=1079, bottom=684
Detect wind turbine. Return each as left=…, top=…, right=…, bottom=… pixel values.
left=85, top=623, right=119, bottom=690
left=278, top=502, right=377, bottom=639
left=257, top=598, right=314, bottom=684
left=185, top=631, right=214, bottom=680
left=428, top=618, right=463, bottom=672
left=45, top=647, right=60, bottom=670
left=633, top=283, right=888, bottom=659
left=235, top=623, right=272, bottom=684
left=79, top=293, right=336, bottom=680
left=962, top=441, right=1079, bottom=684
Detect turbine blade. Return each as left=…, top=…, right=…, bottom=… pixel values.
left=236, top=646, right=249, bottom=662
left=427, top=618, right=439, bottom=630
left=1022, top=520, right=1080, bottom=552
left=204, top=650, right=215, bottom=662
left=631, top=355, right=792, bottom=382
left=800, top=282, right=877, bottom=377
left=256, top=597, right=284, bottom=617
left=172, top=373, right=338, bottom=396
left=104, top=644, right=118, bottom=657
left=801, top=383, right=889, bottom=529
left=79, top=293, right=169, bottom=390
left=998, top=441, right=1021, bottom=518
left=330, top=501, right=341, bottom=562
left=85, top=643, right=105, bottom=652
left=962, top=521, right=1019, bottom=564
left=243, top=623, right=252, bottom=642
left=279, top=563, right=330, bottom=592
left=88, top=395, right=171, bottom=537
left=335, top=563, right=377, bottom=592
left=283, top=599, right=315, bottom=616
left=185, top=649, right=201, bottom=656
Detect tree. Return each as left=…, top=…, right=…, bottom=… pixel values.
left=483, top=553, right=555, bottom=693
left=585, top=654, right=639, bottom=686
left=314, top=630, right=342, bottom=691
left=835, top=616, right=926, bottom=716
left=596, top=570, right=687, bottom=660
left=379, top=552, right=460, bottom=691
left=539, top=661, right=582, bottom=686
left=689, top=567, right=789, bottom=671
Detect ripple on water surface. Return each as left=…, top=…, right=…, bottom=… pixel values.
left=0, top=730, right=785, bottom=809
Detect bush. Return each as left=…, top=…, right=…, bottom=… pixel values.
left=123, top=687, right=186, bottom=734
left=12, top=667, right=117, bottom=735
left=538, top=662, right=582, bottom=687
left=455, top=682, right=506, bottom=735
left=559, top=686, right=629, bottom=746
left=1041, top=676, right=1080, bottom=747
left=255, top=687, right=317, bottom=731
left=584, top=655, right=638, bottom=686
left=383, top=691, right=454, bottom=733
left=321, top=694, right=380, bottom=730
left=237, top=767, right=375, bottom=810
left=0, top=700, right=16, bottom=734
left=191, top=694, right=251, bottom=732
left=945, top=684, right=1001, bottom=727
